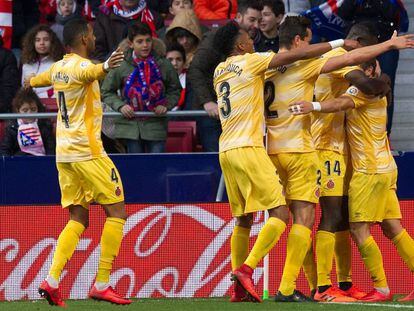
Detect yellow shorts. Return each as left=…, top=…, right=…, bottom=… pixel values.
left=270, top=152, right=320, bottom=204
left=57, top=156, right=124, bottom=209
left=348, top=170, right=401, bottom=223
left=317, top=150, right=348, bottom=197
left=220, top=147, right=286, bottom=217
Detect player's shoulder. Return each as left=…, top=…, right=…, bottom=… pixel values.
left=345, top=85, right=360, bottom=97
left=323, top=47, right=347, bottom=58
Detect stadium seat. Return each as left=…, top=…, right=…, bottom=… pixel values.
left=0, top=120, right=5, bottom=141
left=166, top=121, right=197, bottom=153
left=40, top=98, right=58, bottom=112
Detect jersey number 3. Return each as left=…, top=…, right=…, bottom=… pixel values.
left=219, top=82, right=231, bottom=119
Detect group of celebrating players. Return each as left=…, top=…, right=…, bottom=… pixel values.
left=214, top=16, right=414, bottom=303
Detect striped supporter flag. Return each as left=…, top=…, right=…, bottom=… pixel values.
left=0, top=0, right=12, bottom=49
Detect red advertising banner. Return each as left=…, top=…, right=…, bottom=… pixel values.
left=1, top=202, right=414, bottom=301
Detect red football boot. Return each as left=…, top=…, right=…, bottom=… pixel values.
left=314, top=286, right=356, bottom=302
left=231, top=264, right=262, bottom=303
left=230, top=280, right=254, bottom=302
left=89, top=286, right=132, bottom=305
left=38, top=280, right=66, bottom=307
left=398, top=290, right=414, bottom=302
left=359, top=289, right=392, bottom=302
left=343, top=284, right=367, bottom=300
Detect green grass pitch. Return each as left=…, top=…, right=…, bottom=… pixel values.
left=1, top=297, right=414, bottom=311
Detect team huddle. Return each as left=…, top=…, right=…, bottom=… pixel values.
left=214, top=17, right=414, bottom=303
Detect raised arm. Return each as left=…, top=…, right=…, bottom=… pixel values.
left=288, top=96, right=355, bottom=115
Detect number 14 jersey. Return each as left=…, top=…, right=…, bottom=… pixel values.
left=30, top=53, right=107, bottom=163
left=213, top=52, right=275, bottom=152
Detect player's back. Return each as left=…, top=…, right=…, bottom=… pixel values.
left=214, top=52, right=274, bottom=153
left=50, top=53, right=106, bottom=162
left=344, top=86, right=396, bottom=174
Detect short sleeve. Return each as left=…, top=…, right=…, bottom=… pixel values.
left=247, top=52, right=275, bottom=76
left=344, top=86, right=364, bottom=108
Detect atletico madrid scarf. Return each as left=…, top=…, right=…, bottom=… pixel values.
left=17, top=119, right=46, bottom=156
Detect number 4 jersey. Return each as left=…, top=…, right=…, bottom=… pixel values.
left=213, top=52, right=275, bottom=152
left=30, top=53, right=107, bottom=163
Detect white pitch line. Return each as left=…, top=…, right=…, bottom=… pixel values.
left=329, top=302, right=414, bottom=309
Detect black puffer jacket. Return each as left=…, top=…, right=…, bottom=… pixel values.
left=0, top=40, right=19, bottom=113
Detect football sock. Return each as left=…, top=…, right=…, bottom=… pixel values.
left=392, top=229, right=414, bottom=271
left=49, top=220, right=85, bottom=283
left=279, top=224, right=311, bottom=296
left=359, top=236, right=388, bottom=288
left=303, top=238, right=317, bottom=292
left=316, top=230, right=335, bottom=287
left=245, top=217, right=286, bottom=269
left=339, top=281, right=352, bottom=291
left=96, top=217, right=126, bottom=283
left=231, top=225, right=251, bottom=270
left=335, top=230, right=352, bottom=283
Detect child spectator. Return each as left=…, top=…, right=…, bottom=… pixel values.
left=165, top=9, right=202, bottom=67
left=0, top=88, right=55, bottom=156
left=101, top=22, right=181, bottom=153
left=157, top=0, right=195, bottom=40
left=21, top=25, right=65, bottom=99
left=51, top=0, right=81, bottom=42
left=166, top=43, right=191, bottom=110
left=193, top=0, right=237, bottom=20
left=255, top=0, right=285, bottom=52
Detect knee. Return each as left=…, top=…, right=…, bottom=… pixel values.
left=349, top=223, right=370, bottom=246
left=268, top=205, right=289, bottom=224
left=293, top=211, right=314, bottom=229
left=236, top=214, right=253, bottom=228
left=381, top=220, right=403, bottom=240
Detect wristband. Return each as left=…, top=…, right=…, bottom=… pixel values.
left=103, top=60, right=109, bottom=72
left=328, top=39, right=344, bottom=49
left=312, top=102, right=322, bottom=111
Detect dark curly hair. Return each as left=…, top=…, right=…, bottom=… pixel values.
left=21, top=24, right=65, bottom=64
left=12, top=88, right=45, bottom=113
left=213, top=21, right=241, bottom=58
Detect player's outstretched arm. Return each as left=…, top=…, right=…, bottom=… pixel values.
left=80, top=48, right=124, bottom=83
left=28, top=67, right=53, bottom=88
left=288, top=96, right=355, bottom=115
left=345, top=70, right=390, bottom=97
left=268, top=39, right=357, bottom=68
left=321, top=31, right=414, bottom=74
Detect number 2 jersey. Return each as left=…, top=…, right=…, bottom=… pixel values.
left=213, top=52, right=275, bottom=152
left=30, top=53, right=107, bottom=163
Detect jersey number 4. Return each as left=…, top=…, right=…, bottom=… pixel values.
left=58, top=91, right=70, bottom=128
left=219, top=82, right=231, bottom=119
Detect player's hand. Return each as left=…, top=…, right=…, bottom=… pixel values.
left=389, top=31, right=414, bottom=50
left=104, top=47, right=124, bottom=71
left=119, top=104, right=135, bottom=119
left=203, top=101, right=219, bottom=119
left=23, top=73, right=36, bottom=89
left=154, top=105, right=167, bottom=115
left=288, top=101, right=313, bottom=115
left=343, top=39, right=359, bottom=51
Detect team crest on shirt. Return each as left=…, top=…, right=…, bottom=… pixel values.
left=315, top=188, right=320, bottom=198
left=115, top=186, right=122, bottom=197
left=327, top=179, right=335, bottom=189
left=80, top=61, right=90, bottom=69
left=347, top=86, right=359, bottom=96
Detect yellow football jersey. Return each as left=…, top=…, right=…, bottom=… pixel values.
left=31, top=53, right=107, bottom=162
left=344, top=86, right=396, bottom=174
left=265, top=56, right=328, bottom=154
left=312, top=48, right=361, bottom=154
left=214, top=52, right=275, bottom=152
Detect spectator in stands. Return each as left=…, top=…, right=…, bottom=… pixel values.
left=0, top=36, right=19, bottom=113
left=255, top=0, right=285, bottom=52
left=188, top=0, right=262, bottom=151
left=101, top=23, right=181, bottom=153
left=283, top=0, right=310, bottom=14
left=51, top=0, right=82, bottom=42
left=165, top=9, right=202, bottom=68
left=93, top=0, right=164, bottom=62
left=21, top=25, right=65, bottom=99
left=193, top=0, right=237, bottom=20
left=12, top=0, right=40, bottom=56
left=166, top=43, right=192, bottom=110
left=147, top=0, right=170, bottom=16
left=0, top=88, right=55, bottom=156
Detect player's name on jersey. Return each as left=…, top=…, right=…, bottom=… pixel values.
left=52, top=71, right=70, bottom=84
left=214, top=63, right=244, bottom=79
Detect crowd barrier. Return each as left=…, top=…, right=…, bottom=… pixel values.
left=1, top=202, right=414, bottom=301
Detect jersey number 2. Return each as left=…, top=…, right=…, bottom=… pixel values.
left=219, top=82, right=231, bottom=119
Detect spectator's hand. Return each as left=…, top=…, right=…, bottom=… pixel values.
left=343, top=39, right=359, bottom=51
left=23, top=73, right=36, bottom=89
left=203, top=101, right=219, bottom=119
left=288, top=101, right=313, bottom=115
left=104, top=47, right=124, bottom=71
left=389, top=31, right=414, bottom=50
left=154, top=105, right=167, bottom=115
left=119, top=104, right=135, bottom=119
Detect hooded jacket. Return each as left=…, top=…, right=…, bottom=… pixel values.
left=194, top=0, right=237, bottom=20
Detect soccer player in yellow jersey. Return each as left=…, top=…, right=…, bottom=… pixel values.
left=212, top=21, right=356, bottom=303
left=290, top=60, right=414, bottom=302
left=26, top=19, right=130, bottom=306
left=265, top=16, right=414, bottom=302
left=312, top=23, right=391, bottom=302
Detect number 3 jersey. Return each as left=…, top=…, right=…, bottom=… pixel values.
left=30, top=53, right=107, bottom=163
left=213, top=52, right=275, bottom=152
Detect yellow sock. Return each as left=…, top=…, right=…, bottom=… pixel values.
left=96, top=217, right=126, bottom=283
left=359, top=236, right=387, bottom=288
left=392, top=229, right=414, bottom=271
left=316, top=230, right=335, bottom=287
left=231, top=225, right=251, bottom=270
left=303, top=238, right=317, bottom=291
left=49, top=220, right=85, bottom=281
left=245, top=217, right=286, bottom=269
left=335, top=230, right=352, bottom=283
left=279, top=224, right=311, bottom=296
